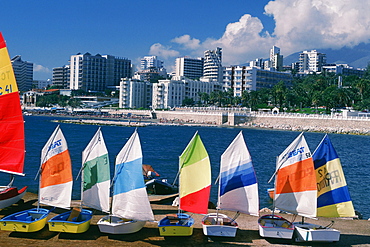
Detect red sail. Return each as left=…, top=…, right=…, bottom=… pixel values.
left=0, top=32, right=25, bottom=175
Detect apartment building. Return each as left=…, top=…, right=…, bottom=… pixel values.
left=299, top=50, right=326, bottom=73
left=223, top=66, right=293, bottom=96
left=203, top=47, right=222, bottom=82
left=152, top=77, right=222, bottom=109
left=119, top=78, right=152, bottom=109
left=52, top=65, right=70, bottom=89
left=69, top=52, right=131, bottom=92
left=11, top=55, right=33, bottom=91
left=175, top=57, right=204, bottom=79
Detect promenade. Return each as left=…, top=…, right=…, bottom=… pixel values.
left=1, top=193, right=370, bottom=246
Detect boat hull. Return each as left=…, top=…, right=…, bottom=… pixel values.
left=0, top=208, right=49, bottom=232
left=48, top=209, right=92, bottom=233
left=97, top=215, right=146, bottom=234
left=293, top=222, right=340, bottom=242
left=258, top=214, right=294, bottom=239
left=202, top=213, right=238, bottom=237
left=158, top=213, right=194, bottom=236
left=0, top=186, right=27, bottom=209
left=145, top=179, right=178, bottom=195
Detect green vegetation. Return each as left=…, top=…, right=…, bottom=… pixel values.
left=188, top=66, right=370, bottom=114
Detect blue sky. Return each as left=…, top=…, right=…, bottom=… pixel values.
left=2, top=0, right=370, bottom=80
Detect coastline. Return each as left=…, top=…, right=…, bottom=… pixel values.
left=1, top=192, right=370, bottom=246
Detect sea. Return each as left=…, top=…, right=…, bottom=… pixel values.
left=3, top=115, right=370, bottom=219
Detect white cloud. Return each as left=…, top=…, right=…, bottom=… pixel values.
left=33, top=64, right=51, bottom=73
left=172, top=35, right=201, bottom=50
left=153, top=0, right=370, bottom=69
left=265, top=0, right=370, bottom=54
left=149, top=43, right=180, bottom=59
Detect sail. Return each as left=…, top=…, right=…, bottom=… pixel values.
left=39, top=126, right=72, bottom=209
left=82, top=128, right=110, bottom=213
left=0, top=32, right=25, bottom=176
left=218, top=131, right=259, bottom=216
left=313, top=134, right=355, bottom=217
left=274, top=132, right=317, bottom=218
left=179, top=132, right=211, bottom=214
left=112, top=130, right=154, bottom=221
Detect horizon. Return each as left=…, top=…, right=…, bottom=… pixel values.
left=2, top=0, right=370, bottom=80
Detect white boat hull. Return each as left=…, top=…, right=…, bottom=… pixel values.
left=258, top=214, right=294, bottom=239
left=0, top=187, right=27, bottom=209
left=202, top=213, right=238, bottom=237
left=293, top=222, right=340, bottom=242
left=97, top=215, right=146, bottom=234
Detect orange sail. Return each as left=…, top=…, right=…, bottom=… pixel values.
left=0, top=32, right=25, bottom=176
left=39, top=126, right=72, bottom=209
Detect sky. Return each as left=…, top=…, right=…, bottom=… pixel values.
left=2, top=0, right=370, bottom=80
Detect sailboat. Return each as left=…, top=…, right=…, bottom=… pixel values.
left=202, top=131, right=259, bottom=237
left=0, top=32, right=28, bottom=209
left=48, top=128, right=110, bottom=233
left=97, top=129, right=154, bottom=234
left=293, top=134, right=353, bottom=242
left=258, top=132, right=315, bottom=239
left=0, top=125, right=72, bottom=232
left=158, top=131, right=211, bottom=236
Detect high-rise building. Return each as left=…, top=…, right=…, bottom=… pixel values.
left=299, top=50, right=326, bottom=73
left=203, top=47, right=222, bottom=82
left=52, top=65, right=70, bottom=89
left=69, top=52, right=131, bottom=91
left=11, top=55, right=33, bottom=91
left=270, top=46, right=283, bottom=71
left=175, top=57, right=203, bottom=79
left=140, top=55, right=163, bottom=70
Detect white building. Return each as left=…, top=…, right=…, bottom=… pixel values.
left=52, top=65, right=70, bottom=89
left=11, top=55, right=33, bottom=91
left=119, top=78, right=152, bottom=109
left=69, top=52, right=131, bottom=92
left=270, top=46, right=283, bottom=71
left=223, top=66, right=293, bottom=96
left=140, top=55, right=163, bottom=70
left=175, top=57, right=203, bottom=79
left=203, top=47, right=222, bottom=82
left=299, top=50, right=326, bottom=73
left=152, top=77, right=222, bottom=109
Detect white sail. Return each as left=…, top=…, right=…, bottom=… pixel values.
left=274, top=132, right=317, bottom=218
left=218, top=131, right=259, bottom=216
left=39, top=126, right=72, bottom=209
left=111, top=130, right=154, bottom=221
left=82, top=128, right=110, bottom=213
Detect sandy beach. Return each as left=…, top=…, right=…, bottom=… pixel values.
left=1, top=193, right=370, bottom=246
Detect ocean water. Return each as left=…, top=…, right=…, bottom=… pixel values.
left=3, top=115, right=370, bottom=219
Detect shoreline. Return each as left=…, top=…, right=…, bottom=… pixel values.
left=41, top=114, right=370, bottom=135
left=1, top=192, right=370, bottom=246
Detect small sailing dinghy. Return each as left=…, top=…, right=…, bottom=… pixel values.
left=158, top=132, right=211, bottom=236
left=0, top=32, right=27, bottom=209
left=48, top=128, right=110, bottom=233
left=97, top=129, right=154, bottom=234
left=293, top=134, right=354, bottom=242
left=0, top=125, right=72, bottom=232
left=202, top=131, right=259, bottom=237
left=258, top=132, right=315, bottom=239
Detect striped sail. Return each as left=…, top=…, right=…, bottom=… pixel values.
left=218, top=131, right=259, bottom=216
left=39, top=126, right=72, bottom=209
left=82, top=127, right=110, bottom=213
left=0, top=32, right=25, bottom=176
left=274, top=132, right=317, bottom=218
left=179, top=132, right=211, bottom=215
left=111, top=130, right=154, bottom=221
left=313, top=134, right=355, bottom=217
